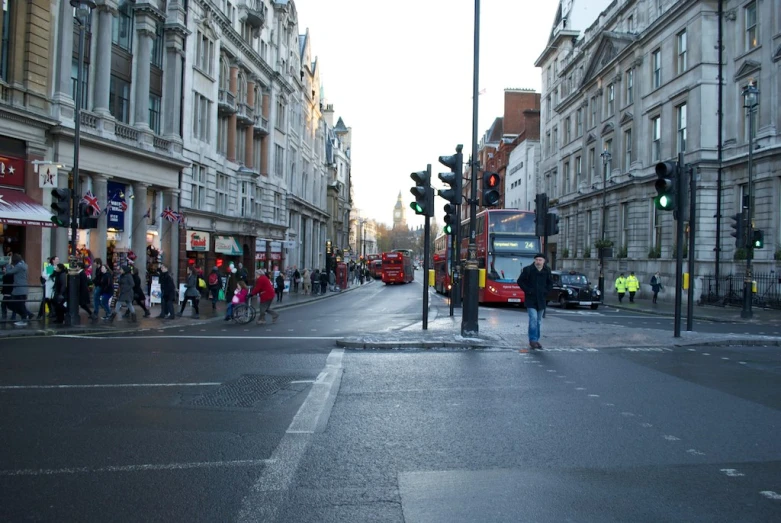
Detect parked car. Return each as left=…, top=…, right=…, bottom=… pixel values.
left=547, top=270, right=601, bottom=309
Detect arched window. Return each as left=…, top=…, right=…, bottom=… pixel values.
left=219, top=58, right=229, bottom=90
left=237, top=72, right=247, bottom=103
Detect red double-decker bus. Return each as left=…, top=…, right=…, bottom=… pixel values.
left=433, top=233, right=452, bottom=295
left=459, top=209, right=541, bottom=305
left=381, top=251, right=414, bottom=284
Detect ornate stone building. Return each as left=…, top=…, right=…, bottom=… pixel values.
left=536, top=0, right=781, bottom=299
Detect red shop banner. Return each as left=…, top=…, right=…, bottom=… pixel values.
left=0, top=154, right=26, bottom=188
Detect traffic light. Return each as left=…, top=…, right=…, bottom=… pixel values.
left=730, top=212, right=745, bottom=248
left=443, top=203, right=456, bottom=235
left=752, top=228, right=764, bottom=249
left=410, top=165, right=433, bottom=217
left=437, top=145, right=463, bottom=205
left=534, top=193, right=548, bottom=236
left=77, top=202, right=99, bottom=229
left=482, top=172, right=501, bottom=207
left=51, top=188, right=71, bottom=227
left=545, top=212, right=559, bottom=235
left=654, top=160, right=678, bottom=211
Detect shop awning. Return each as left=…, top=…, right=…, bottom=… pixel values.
left=0, top=188, right=55, bottom=227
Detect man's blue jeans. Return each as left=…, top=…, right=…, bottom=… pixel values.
left=527, top=307, right=544, bottom=343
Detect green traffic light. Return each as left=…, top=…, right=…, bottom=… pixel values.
left=655, top=194, right=674, bottom=210
left=410, top=202, right=424, bottom=214
left=443, top=224, right=452, bottom=235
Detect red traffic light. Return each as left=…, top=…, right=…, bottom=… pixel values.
left=485, top=172, right=500, bottom=188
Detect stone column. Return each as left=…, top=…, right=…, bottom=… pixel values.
left=133, top=21, right=155, bottom=130
left=93, top=3, right=115, bottom=116
left=132, top=182, right=149, bottom=286
left=245, top=80, right=255, bottom=167
left=91, top=174, right=108, bottom=264
left=163, top=188, right=180, bottom=285
left=162, top=27, right=185, bottom=139
left=54, top=0, right=75, bottom=105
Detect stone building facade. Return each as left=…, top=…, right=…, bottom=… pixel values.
left=535, top=0, right=781, bottom=299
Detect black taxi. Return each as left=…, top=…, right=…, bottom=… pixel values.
left=547, top=270, right=601, bottom=309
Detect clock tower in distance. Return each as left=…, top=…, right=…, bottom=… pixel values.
left=393, top=191, right=407, bottom=229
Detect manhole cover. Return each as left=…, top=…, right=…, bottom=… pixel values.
left=188, top=375, right=305, bottom=408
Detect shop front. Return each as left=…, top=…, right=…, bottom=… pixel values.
left=214, top=235, right=244, bottom=270
left=185, top=230, right=210, bottom=270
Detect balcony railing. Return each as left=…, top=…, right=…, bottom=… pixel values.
left=236, top=102, right=254, bottom=125
left=80, top=111, right=97, bottom=129
left=153, top=136, right=171, bottom=151
left=218, top=89, right=236, bottom=114
left=115, top=122, right=139, bottom=141
left=241, top=0, right=267, bottom=29
left=253, top=114, right=269, bottom=135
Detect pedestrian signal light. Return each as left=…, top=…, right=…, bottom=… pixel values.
left=752, top=228, right=764, bottom=249
left=545, top=212, right=560, bottom=236
left=482, top=172, right=501, bottom=207
left=443, top=203, right=456, bottom=235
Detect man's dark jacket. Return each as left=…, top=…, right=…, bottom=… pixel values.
left=517, top=263, right=553, bottom=310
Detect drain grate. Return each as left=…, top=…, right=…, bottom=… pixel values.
left=188, top=375, right=305, bottom=408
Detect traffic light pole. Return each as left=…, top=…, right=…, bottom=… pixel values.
left=686, top=165, right=696, bottom=331
left=673, top=152, right=685, bottom=338
left=741, top=93, right=756, bottom=319
left=68, top=10, right=88, bottom=327
left=462, top=0, right=480, bottom=337
left=422, top=197, right=431, bottom=330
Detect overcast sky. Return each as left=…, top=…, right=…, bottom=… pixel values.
left=295, top=0, right=560, bottom=229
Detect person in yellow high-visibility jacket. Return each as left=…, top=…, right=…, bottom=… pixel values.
left=626, top=271, right=640, bottom=302
left=614, top=273, right=627, bottom=303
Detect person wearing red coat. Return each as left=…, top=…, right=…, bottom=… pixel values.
left=249, top=269, right=279, bottom=325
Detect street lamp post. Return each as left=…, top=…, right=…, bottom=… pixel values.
left=67, top=0, right=96, bottom=327
left=598, top=149, right=611, bottom=302
left=741, top=81, right=759, bottom=319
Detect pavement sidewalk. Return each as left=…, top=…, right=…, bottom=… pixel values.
left=0, top=279, right=374, bottom=338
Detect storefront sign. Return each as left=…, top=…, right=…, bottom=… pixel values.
left=149, top=276, right=161, bottom=304
left=186, top=230, right=210, bottom=252
left=38, top=166, right=58, bottom=189
left=0, top=154, right=26, bottom=188
left=107, top=181, right=126, bottom=231
left=255, top=239, right=266, bottom=251
left=255, top=252, right=267, bottom=261
left=214, top=235, right=243, bottom=255
left=270, top=241, right=282, bottom=261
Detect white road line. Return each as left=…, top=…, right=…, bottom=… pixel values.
left=56, top=335, right=342, bottom=340
left=0, top=459, right=273, bottom=477
left=0, top=382, right=221, bottom=390
left=663, top=435, right=681, bottom=441
left=686, top=449, right=706, bottom=456
left=237, top=348, right=345, bottom=522
left=760, top=491, right=781, bottom=500
left=720, top=468, right=745, bottom=477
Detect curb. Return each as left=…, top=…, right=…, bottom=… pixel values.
left=0, top=282, right=368, bottom=339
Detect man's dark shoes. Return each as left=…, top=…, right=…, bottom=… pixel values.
left=530, top=341, right=542, bottom=350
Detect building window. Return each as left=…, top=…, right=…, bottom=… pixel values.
left=574, top=155, right=581, bottom=178
left=588, top=148, right=595, bottom=183
left=603, top=139, right=613, bottom=178
left=276, top=98, right=286, bottom=129
left=216, top=173, right=228, bottom=215
left=217, top=116, right=228, bottom=155
left=652, top=49, right=661, bottom=89
left=677, top=30, right=687, bottom=74
left=109, top=76, right=130, bottom=123
left=191, top=163, right=206, bottom=209
left=274, top=192, right=282, bottom=223
left=576, top=108, right=583, bottom=137
left=623, top=128, right=633, bottom=170
left=111, top=1, right=133, bottom=51
left=745, top=1, right=758, bottom=50
left=546, top=96, right=551, bottom=121
left=151, top=23, right=164, bottom=68
left=71, top=58, right=89, bottom=108
left=651, top=116, right=661, bottom=162
left=236, top=126, right=246, bottom=164
left=653, top=205, right=662, bottom=252
left=196, top=30, right=214, bottom=76
left=625, top=68, right=634, bottom=105
left=553, top=127, right=558, bottom=151
left=621, top=203, right=629, bottom=249
left=274, top=144, right=284, bottom=176
left=564, top=116, right=570, bottom=144
left=240, top=181, right=254, bottom=218
left=192, top=93, right=211, bottom=142
left=149, top=94, right=161, bottom=134
left=563, top=161, right=570, bottom=194
left=607, top=83, right=615, bottom=116
left=590, top=96, right=597, bottom=127
left=1, top=0, right=13, bottom=81
left=585, top=210, right=592, bottom=248
left=545, top=131, right=551, bottom=156
left=676, top=103, right=687, bottom=154
left=627, top=14, right=634, bottom=32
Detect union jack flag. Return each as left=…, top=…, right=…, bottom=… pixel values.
left=80, top=190, right=101, bottom=214
left=177, top=211, right=186, bottom=226
left=161, top=206, right=178, bottom=223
